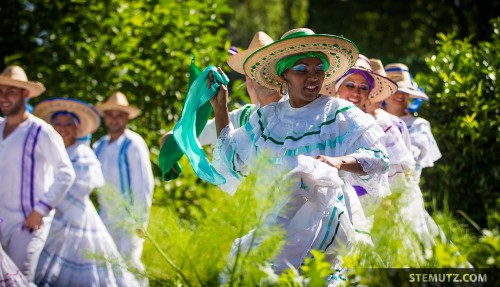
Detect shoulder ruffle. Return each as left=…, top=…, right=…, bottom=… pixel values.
left=245, top=96, right=384, bottom=158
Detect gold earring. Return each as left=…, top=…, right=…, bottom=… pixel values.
left=280, top=82, right=287, bottom=95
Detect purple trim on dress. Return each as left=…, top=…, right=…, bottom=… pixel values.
left=38, top=200, right=53, bottom=212
left=353, top=185, right=368, bottom=196
left=397, top=120, right=404, bottom=133
left=383, top=125, right=394, bottom=133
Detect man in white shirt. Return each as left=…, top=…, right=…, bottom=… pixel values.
left=0, top=65, right=75, bottom=282
left=93, top=91, right=154, bottom=285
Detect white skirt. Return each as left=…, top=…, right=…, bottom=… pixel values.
left=35, top=198, right=140, bottom=287
left=1, top=245, right=31, bottom=287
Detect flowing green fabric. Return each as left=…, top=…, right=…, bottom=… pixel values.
left=172, top=66, right=229, bottom=185
left=275, top=52, right=330, bottom=76
left=158, top=58, right=209, bottom=181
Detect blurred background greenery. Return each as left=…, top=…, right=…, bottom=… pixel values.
left=1, top=0, right=499, bottom=285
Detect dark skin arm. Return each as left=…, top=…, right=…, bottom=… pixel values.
left=208, top=68, right=230, bottom=137
left=315, top=155, right=367, bottom=175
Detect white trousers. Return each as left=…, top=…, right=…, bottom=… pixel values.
left=1, top=215, right=52, bottom=282
left=107, top=225, right=149, bottom=287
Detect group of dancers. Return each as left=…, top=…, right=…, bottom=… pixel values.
left=2, top=26, right=449, bottom=286
left=159, top=28, right=447, bottom=283
left=1, top=66, right=153, bottom=286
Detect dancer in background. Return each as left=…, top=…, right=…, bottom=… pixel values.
left=94, top=92, right=154, bottom=286
left=34, top=98, right=140, bottom=286
left=0, top=65, right=74, bottom=283
left=384, top=63, right=442, bottom=183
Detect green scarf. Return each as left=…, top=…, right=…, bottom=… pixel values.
left=159, top=57, right=210, bottom=181
left=275, top=52, right=330, bottom=76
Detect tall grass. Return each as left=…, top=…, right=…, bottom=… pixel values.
left=139, top=156, right=499, bottom=286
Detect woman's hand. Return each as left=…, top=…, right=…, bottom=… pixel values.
left=208, top=67, right=230, bottom=136
left=208, top=67, right=229, bottom=113
left=315, top=155, right=366, bottom=175
left=315, top=155, right=344, bottom=170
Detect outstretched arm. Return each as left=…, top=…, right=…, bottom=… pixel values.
left=209, top=67, right=230, bottom=137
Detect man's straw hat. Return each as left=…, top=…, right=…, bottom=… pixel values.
left=34, top=98, right=101, bottom=138
left=227, top=31, right=274, bottom=75
left=95, top=91, right=140, bottom=119
left=0, top=65, right=45, bottom=97
left=323, top=55, right=397, bottom=103
left=384, top=63, right=428, bottom=100
left=243, top=28, right=358, bottom=90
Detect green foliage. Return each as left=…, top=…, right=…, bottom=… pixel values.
left=144, top=157, right=293, bottom=286
left=0, top=0, right=231, bottom=152
left=225, top=0, right=308, bottom=48
left=300, top=251, right=336, bottom=287
left=307, top=0, right=500, bottom=71
left=416, top=17, right=500, bottom=225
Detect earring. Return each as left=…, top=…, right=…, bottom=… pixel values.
left=280, top=82, right=288, bottom=95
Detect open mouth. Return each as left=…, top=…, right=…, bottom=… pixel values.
left=393, top=97, right=405, bottom=104
left=347, top=97, right=360, bottom=104
left=304, top=85, right=318, bottom=93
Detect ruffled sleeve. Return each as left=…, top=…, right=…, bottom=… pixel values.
left=405, top=117, right=442, bottom=169
left=70, top=144, right=105, bottom=199
left=213, top=122, right=257, bottom=195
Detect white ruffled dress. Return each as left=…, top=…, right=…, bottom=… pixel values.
left=35, top=143, right=140, bottom=287
left=1, top=236, right=31, bottom=286
left=214, top=96, right=389, bottom=272
left=375, top=111, right=441, bottom=252
left=401, top=115, right=442, bottom=183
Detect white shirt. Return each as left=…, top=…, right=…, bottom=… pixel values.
left=93, top=129, right=154, bottom=227
left=198, top=104, right=256, bottom=146
left=0, top=115, right=75, bottom=233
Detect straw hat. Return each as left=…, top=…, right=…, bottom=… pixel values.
left=227, top=32, right=274, bottom=75
left=95, top=91, right=140, bottom=119
left=243, top=28, right=359, bottom=90
left=384, top=63, right=428, bottom=100
left=33, top=98, right=101, bottom=138
left=369, top=58, right=387, bottom=76
left=0, top=65, right=45, bottom=97
left=322, top=55, right=397, bottom=103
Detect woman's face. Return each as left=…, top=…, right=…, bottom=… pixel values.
left=337, top=73, right=370, bottom=110
left=385, top=91, right=409, bottom=117
left=51, top=114, right=78, bottom=147
left=282, top=57, right=325, bottom=108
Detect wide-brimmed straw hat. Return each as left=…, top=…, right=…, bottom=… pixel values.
left=323, top=55, right=397, bottom=104
left=33, top=98, right=101, bottom=138
left=0, top=65, right=45, bottom=97
left=384, top=63, right=428, bottom=100
left=369, top=58, right=386, bottom=76
left=95, top=91, right=140, bottom=119
left=227, top=32, right=274, bottom=75
left=243, top=28, right=359, bottom=90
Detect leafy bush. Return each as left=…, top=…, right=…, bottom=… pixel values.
left=1, top=0, right=232, bottom=152
left=416, top=17, right=500, bottom=225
